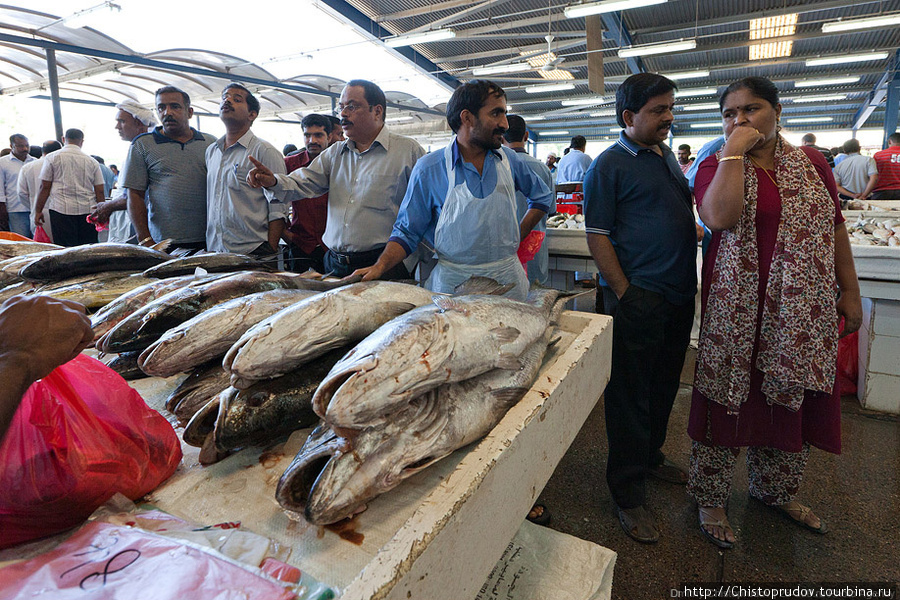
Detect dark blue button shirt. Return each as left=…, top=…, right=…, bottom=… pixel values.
left=583, top=132, right=697, bottom=305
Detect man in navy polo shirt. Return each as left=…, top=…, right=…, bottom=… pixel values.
left=583, top=73, right=697, bottom=544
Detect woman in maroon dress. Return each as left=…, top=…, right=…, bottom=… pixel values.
left=688, top=77, right=862, bottom=548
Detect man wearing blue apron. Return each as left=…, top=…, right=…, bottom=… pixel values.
left=353, top=80, right=553, bottom=301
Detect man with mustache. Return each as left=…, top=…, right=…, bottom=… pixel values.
left=282, top=113, right=333, bottom=273
left=583, top=73, right=697, bottom=544
left=89, top=100, right=157, bottom=243
left=0, top=134, right=36, bottom=236
left=247, top=80, right=424, bottom=278
left=123, top=86, right=215, bottom=250
left=349, top=79, right=553, bottom=302
left=205, top=83, right=286, bottom=257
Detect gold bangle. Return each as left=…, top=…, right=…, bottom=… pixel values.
left=139, top=236, right=154, bottom=246
left=718, top=155, right=744, bottom=162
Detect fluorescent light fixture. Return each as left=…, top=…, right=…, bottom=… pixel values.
left=525, top=82, right=576, bottom=94
left=690, top=122, right=723, bottom=129
left=386, top=116, right=414, bottom=123
left=675, top=87, right=718, bottom=97
left=521, top=115, right=546, bottom=121
left=793, top=76, right=859, bottom=88
left=592, top=109, right=617, bottom=117
left=609, top=127, right=623, bottom=132
left=565, top=0, right=667, bottom=19
left=663, top=70, right=710, bottom=80
left=749, top=14, right=798, bottom=40
left=784, top=94, right=847, bottom=103
left=62, top=1, right=121, bottom=29
left=539, top=130, right=570, bottom=136
left=619, top=39, right=696, bottom=58
left=384, top=29, right=456, bottom=48
left=822, top=14, right=900, bottom=33
left=806, top=52, right=889, bottom=67
left=472, top=62, right=532, bottom=76
left=561, top=97, right=605, bottom=106
left=749, top=41, right=793, bottom=61
left=681, top=102, right=721, bottom=112
left=786, top=117, right=834, bottom=124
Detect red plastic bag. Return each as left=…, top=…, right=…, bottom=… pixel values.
left=836, top=330, right=859, bottom=396
left=517, top=230, right=545, bottom=270
left=32, top=225, right=52, bottom=243
left=0, top=354, right=181, bottom=549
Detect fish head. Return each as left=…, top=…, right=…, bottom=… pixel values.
left=276, top=423, right=347, bottom=517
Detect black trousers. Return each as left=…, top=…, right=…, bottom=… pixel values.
left=323, top=247, right=410, bottom=280
left=598, top=284, right=694, bottom=509
left=287, top=244, right=326, bottom=274
left=870, top=189, right=900, bottom=200
left=49, top=210, right=97, bottom=247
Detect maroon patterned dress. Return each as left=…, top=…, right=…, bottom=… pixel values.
left=688, top=146, right=844, bottom=454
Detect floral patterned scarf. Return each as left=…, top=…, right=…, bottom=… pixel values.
left=694, top=136, right=838, bottom=414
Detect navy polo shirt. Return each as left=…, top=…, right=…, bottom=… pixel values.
left=583, top=132, right=697, bottom=305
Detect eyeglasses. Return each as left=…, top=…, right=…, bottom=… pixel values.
left=335, top=102, right=369, bottom=115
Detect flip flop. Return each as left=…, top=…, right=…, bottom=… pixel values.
left=698, top=506, right=734, bottom=549
left=773, top=501, right=828, bottom=534
left=526, top=503, right=551, bottom=526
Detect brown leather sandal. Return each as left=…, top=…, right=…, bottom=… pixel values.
left=698, top=506, right=735, bottom=549
left=775, top=501, right=827, bottom=534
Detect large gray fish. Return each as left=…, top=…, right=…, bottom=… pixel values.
left=0, top=251, right=57, bottom=287
left=213, top=348, right=346, bottom=453
left=18, top=243, right=172, bottom=283
left=165, top=362, right=233, bottom=425
left=313, top=294, right=554, bottom=429
left=97, top=271, right=330, bottom=354
left=0, top=239, right=61, bottom=259
left=142, top=252, right=272, bottom=279
left=139, top=288, right=320, bottom=378
left=90, top=273, right=226, bottom=341
left=35, top=272, right=156, bottom=309
left=223, top=281, right=435, bottom=389
left=276, top=334, right=552, bottom=525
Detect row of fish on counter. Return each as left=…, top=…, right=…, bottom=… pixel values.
left=847, top=216, right=900, bottom=246
left=0, top=240, right=571, bottom=526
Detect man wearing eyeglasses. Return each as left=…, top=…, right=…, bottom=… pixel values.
left=247, top=79, right=425, bottom=278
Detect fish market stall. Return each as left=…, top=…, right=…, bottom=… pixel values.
left=128, top=308, right=613, bottom=599
left=844, top=211, right=900, bottom=414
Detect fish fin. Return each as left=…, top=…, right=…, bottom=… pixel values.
left=491, top=387, right=528, bottom=403
left=194, top=266, right=209, bottom=277
left=453, top=276, right=513, bottom=296
left=491, top=326, right=521, bottom=344
left=496, top=353, right=522, bottom=370
left=382, top=301, right=416, bottom=317
left=151, top=239, right=173, bottom=252
left=431, top=295, right=468, bottom=314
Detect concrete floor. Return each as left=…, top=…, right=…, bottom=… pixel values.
left=540, top=294, right=900, bottom=599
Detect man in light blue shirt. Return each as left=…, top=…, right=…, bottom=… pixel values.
left=350, top=80, right=553, bottom=301
left=247, top=80, right=424, bottom=279
left=556, top=135, right=592, bottom=184
left=206, top=83, right=286, bottom=256
left=502, top=114, right=554, bottom=285
left=0, top=134, right=36, bottom=237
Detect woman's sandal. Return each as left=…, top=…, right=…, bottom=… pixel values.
left=774, top=501, right=827, bottom=534
left=698, top=506, right=735, bottom=549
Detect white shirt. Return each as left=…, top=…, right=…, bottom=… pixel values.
left=16, top=158, right=43, bottom=213
left=39, top=144, right=104, bottom=215
left=0, top=153, right=36, bottom=212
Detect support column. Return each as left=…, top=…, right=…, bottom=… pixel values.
left=46, top=49, right=64, bottom=142
left=883, top=73, right=900, bottom=149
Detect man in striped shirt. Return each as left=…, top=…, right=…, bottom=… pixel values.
left=33, top=129, right=105, bottom=247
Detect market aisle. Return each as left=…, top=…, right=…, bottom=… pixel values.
left=537, top=346, right=900, bottom=600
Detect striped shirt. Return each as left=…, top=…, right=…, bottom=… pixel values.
left=123, top=127, right=215, bottom=244
left=39, top=144, right=104, bottom=215
left=873, top=145, right=900, bottom=192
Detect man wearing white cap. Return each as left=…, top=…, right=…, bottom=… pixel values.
left=90, top=100, right=157, bottom=243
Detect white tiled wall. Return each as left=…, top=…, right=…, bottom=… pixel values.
left=858, top=297, right=900, bottom=414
